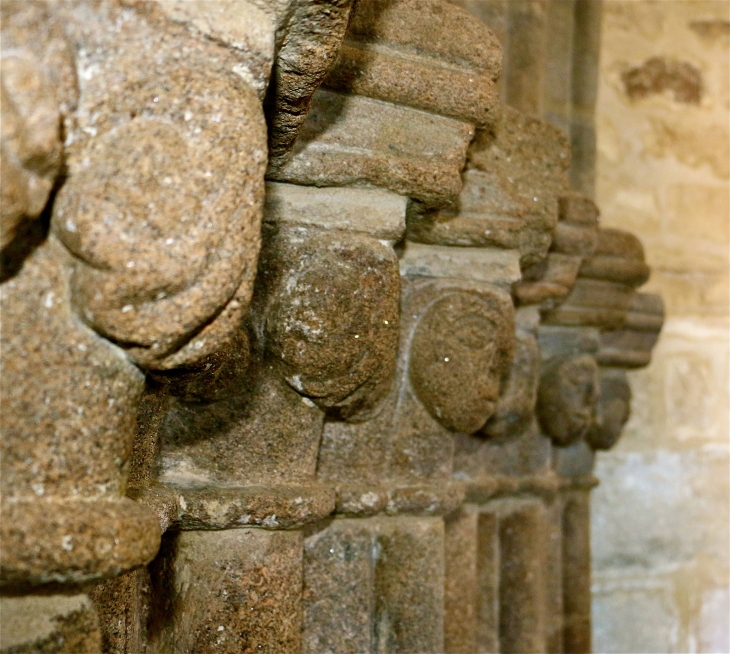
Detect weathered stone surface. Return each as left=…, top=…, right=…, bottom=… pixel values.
left=562, top=490, right=592, bottom=653
left=255, top=225, right=401, bottom=419
left=537, top=354, right=599, bottom=447
left=541, top=278, right=636, bottom=329
left=0, top=0, right=78, bottom=252
left=455, top=427, right=553, bottom=481
left=399, top=241, right=521, bottom=288
left=53, top=0, right=267, bottom=371
left=264, top=0, right=356, bottom=165
left=408, top=106, right=571, bottom=266
left=152, top=0, right=277, bottom=96
left=1, top=243, right=143, bottom=502
left=407, top=282, right=515, bottom=434
left=90, top=567, right=151, bottom=654
left=545, top=496, right=564, bottom=654
left=444, top=508, right=479, bottom=654
left=515, top=253, right=584, bottom=307
left=0, top=0, right=666, bottom=650
left=0, top=497, right=160, bottom=588
left=0, top=593, right=101, bottom=654
left=586, top=368, right=632, bottom=451
left=130, top=481, right=335, bottom=531
left=320, top=276, right=514, bottom=488
left=597, top=292, right=664, bottom=368
left=514, top=192, right=600, bottom=307
left=483, top=328, right=541, bottom=440
left=578, top=228, right=651, bottom=287
left=144, top=0, right=355, bottom=167
left=160, top=366, right=324, bottom=487
left=538, top=324, right=600, bottom=361
left=268, top=89, right=474, bottom=206
left=147, top=529, right=303, bottom=654
left=474, top=509, right=500, bottom=654
left=499, top=501, right=549, bottom=654
left=264, top=182, right=407, bottom=240
left=302, top=520, right=375, bottom=654
left=373, top=518, right=445, bottom=653
left=167, top=483, right=335, bottom=531
left=324, top=0, right=501, bottom=127
left=384, top=484, right=465, bottom=517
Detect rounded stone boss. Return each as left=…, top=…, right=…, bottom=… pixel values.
left=404, top=280, right=515, bottom=435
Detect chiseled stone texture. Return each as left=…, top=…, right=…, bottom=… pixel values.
left=373, top=517, right=445, bottom=654
left=147, top=529, right=303, bottom=654
left=407, top=105, right=571, bottom=268
left=302, top=520, right=375, bottom=654
left=593, top=2, right=729, bottom=651
left=268, top=0, right=503, bottom=207
left=324, top=0, right=502, bottom=127
left=264, top=182, right=407, bottom=240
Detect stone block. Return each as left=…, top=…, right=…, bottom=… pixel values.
left=476, top=509, right=500, bottom=654
left=515, top=253, right=583, bottom=306
left=0, top=496, right=160, bottom=589
left=554, top=440, right=596, bottom=477
left=562, top=490, right=592, bottom=654
left=168, top=483, right=335, bottom=531
left=498, top=500, right=548, bottom=654
left=255, top=226, right=401, bottom=420
left=444, top=506, right=500, bottom=654
left=268, top=89, right=474, bottom=206
left=325, top=0, right=501, bottom=127
left=411, top=105, right=571, bottom=267
left=302, top=520, right=375, bottom=654
left=264, top=182, right=407, bottom=240
left=317, top=417, right=389, bottom=486
left=538, top=353, right=599, bottom=447
left=537, top=325, right=600, bottom=360
left=160, top=367, right=324, bottom=487
left=586, top=368, right=632, bottom=452
left=263, top=0, right=356, bottom=163
left=450, top=1, right=509, bottom=68
left=397, top=279, right=515, bottom=440
left=545, top=497, right=564, bottom=654
left=541, top=279, right=636, bottom=330
left=483, top=329, right=541, bottom=441
left=399, top=242, right=521, bottom=288
left=559, top=192, right=600, bottom=226
left=147, top=529, right=303, bottom=654
left=373, top=517, right=445, bottom=653
left=444, top=508, right=479, bottom=654
left=552, top=222, right=599, bottom=256
left=90, top=567, right=151, bottom=654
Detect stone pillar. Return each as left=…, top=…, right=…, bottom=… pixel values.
left=562, top=489, right=593, bottom=654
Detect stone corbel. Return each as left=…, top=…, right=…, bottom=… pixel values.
left=0, top=0, right=354, bottom=596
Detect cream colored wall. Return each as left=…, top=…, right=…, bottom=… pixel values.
left=592, top=2, right=729, bottom=652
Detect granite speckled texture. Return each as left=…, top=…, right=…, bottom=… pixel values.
left=0, top=0, right=665, bottom=651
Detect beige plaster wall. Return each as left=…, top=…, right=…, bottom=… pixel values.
left=592, top=2, right=730, bottom=652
